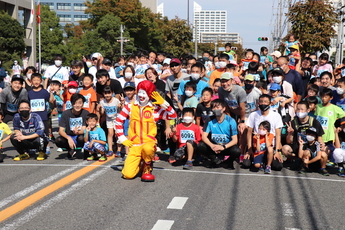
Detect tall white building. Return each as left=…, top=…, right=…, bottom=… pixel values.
left=193, top=1, right=227, bottom=42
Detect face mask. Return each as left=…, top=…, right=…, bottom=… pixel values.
left=273, top=76, right=282, bottom=84
left=244, top=83, right=254, bottom=90
left=191, top=73, right=200, bottom=80
left=258, top=129, right=267, bottom=136
left=259, top=104, right=270, bottom=111
left=306, top=135, right=315, bottom=142
left=138, top=89, right=149, bottom=106
left=202, top=57, right=209, bottom=61
left=183, top=116, right=193, bottom=124
left=337, top=87, right=345, bottom=95
left=26, top=74, right=32, bottom=80
left=212, top=109, right=222, bottom=117
left=296, top=112, right=308, bottom=119
left=218, top=61, right=227, bottom=68
left=185, top=90, right=194, bottom=97
left=124, top=72, right=133, bottom=79
left=127, top=62, right=135, bottom=67
left=69, top=88, right=77, bottom=94
left=55, top=60, right=62, bottom=67
left=214, top=62, right=221, bottom=69
left=19, top=110, right=30, bottom=118
left=86, top=61, right=92, bottom=68
left=181, top=68, right=187, bottom=73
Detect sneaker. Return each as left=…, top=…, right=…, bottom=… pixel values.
left=49, top=135, right=56, bottom=143
left=46, top=146, right=51, bottom=155
left=338, top=173, right=345, bottom=177
left=337, top=168, right=345, bottom=176
left=168, top=156, right=176, bottom=164
left=120, top=154, right=127, bottom=163
left=299, top=167, right=309, bottom=174
left=66, top=149, right=76, bottom=160
left=319, top=168, right=330, bottom=176
left=0, top=153, right=5, bottom=163
left=259, top=164, right=264, bottom=172
left=153, top=154, right=160, bottom=162
left=14, top=153, right=30, bottom=161
left=183, top=161, right=193, bottom=170
left=106, top=151, right=114, bottom=157
left=87, top=155, right=94, bottom=161
left=56, top=148, right=63, bottom=152
left=326, top=161, right=335, bottom=167
left=36, top=152, right=46, bottom=161
left=264, top=165, right=271, bottom=174
left=213, top=156, right=222, bottom=165
left=115, top=151, right=122, bottom=157
left=98, top=156, right=107, bottom=162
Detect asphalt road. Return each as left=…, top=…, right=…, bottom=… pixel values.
left=0, top=118, right=345, bottom=230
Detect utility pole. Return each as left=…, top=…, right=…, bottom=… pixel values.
left=194, top=20, right=198, bottom=58
left=120, top=24, right=124, bottom=56
left=336, top=2, right=345, bottom=65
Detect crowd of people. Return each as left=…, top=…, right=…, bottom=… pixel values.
left=2, top=36, right=345, bottom=181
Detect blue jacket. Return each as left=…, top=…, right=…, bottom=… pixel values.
left=13, top=113, right=45, bottom=137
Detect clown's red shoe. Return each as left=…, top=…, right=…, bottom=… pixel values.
left=141, top=161, right=155, bottom=182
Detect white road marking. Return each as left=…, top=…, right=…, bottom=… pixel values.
left=151, top=220, right=174, bottom=230
left=167, top=197, right=188, bottom=210
left=0, top=161, right=89, bottom=209
left=282, top=203, right=296, bottom=216
left=285, top=228, right=301, bottom=230
left=0, top=167, right=109, bottom=230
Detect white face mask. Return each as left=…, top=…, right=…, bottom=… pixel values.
left=218, top=61, right=227, bottom=68
left=68, top=88, right=77, bottom=94
left=191, top=73, right=200, bottom=80
left=258, top=129, right=267, bottom=136
left=183, top=116, right=193, bottom=124
left=86, top=61, right=92, bottom=68
left=296, top=112, right=308, bottom=119
left=138, top=89, right=149, bottom=106
left=337, top=87, right=345, bottom=95
left=127, top=62, right=135, bottom=67
left=55, top=60, right=62, bottom=67
left=124, top=72, right=133, bottom=79
left=185, top=90, right=194, bottom=97
left=214, top=62, right=221, bottom=69
left=26, top=73, right=32, bottom=80
left=306, top=135, right=315, bottom=142
left=273, top=76, right=282, bottom=84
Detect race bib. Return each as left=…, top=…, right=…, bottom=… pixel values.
left=7, top=103, right=17, bottom=113
left=83, top=94, right=91, bottom=108
left=316, top=116, right=328, bottom=130
left=317, top=69, right=327, bottom=77
left=180, top=130, right=195, bottom=144
left=70, top=117, right=83, bottom=130
left=259, top=143, right=267, bottom=151
left=211, top=134, right=229, bottom=144
left=56, top=100, right=64, bottom=112
left=51, top=73, right=64, bottom=81
left=66, top=101, right=72, bottom=110
left=0, top=130, right=3, bottom=140
left=104, top=106, right=117, bottom=116
left=90, top=133, right=99, bottom=141
left=30, top=99, right=45, bottom=112
left=243, top=61, right=250, bottom=71
left=225, top=99, right=238, bottom=109
left=341, top=68, right=345, bottom=77
left=337, top=103, right=345, bottom=112
left=341, top=142, right=345, bottom=151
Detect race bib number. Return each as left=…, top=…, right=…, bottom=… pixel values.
left=259, top=143, right=267, bottom=151
left=31, top=99, right=45, bottom=112
left=252, top=74, right=260, bottom=81
left=70, top=117, right=83, bottom=130
left=180, top=130, right=195, bottom=143
left=341, top=68, right=345, bottom=77
left=211, top=134, right=229, bottom=144
left=104, top=106, right=117, bottom=116
left=225, top=99, right=238, bottom=109
left=51, top=73, right=64, bottom=81
left=7, top=103, right=17, bottom=113
left=56, top=100, right=63, bottom=112
left=83, top=94, right=91, bottom=108
left=243, top=61, right=250, bottom=70
left=317, top=69, right=327, bottom=77
left=90, top=133, right=99, bottom=141
left=0, top=130, right=3, bottom=140
left=316, top=116, right=328, bottom=130
left=66, top=101, right=72, bottom=110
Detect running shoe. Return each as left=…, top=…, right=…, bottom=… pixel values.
left=106, top=151, right=114, bottom=157
left=87, top=155, right=95, bottom=161
left=264, top=165, right=271, bottom=174
left=153, top=154, right=160, bottom=162
left=337, top=168, right=345, bottom=177
left=183, top=161, right=193, bottom=170
left=36, top=152, right=46, bottom=161
left=168, top=156, right=176, bottom=164
left=115, top=151, right=122, bottom=157
left=98, top=156, right=107, bottom=162
left=319, top=168, right=330, bottom=176
left=299, top=167, right=309, bottom=174
left=326, top=161, right=335, bottom=167
left=56, top=148, right=63, bottom=152
left=14, top=153, right=30, bottom=161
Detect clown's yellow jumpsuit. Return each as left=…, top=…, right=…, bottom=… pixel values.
left=115, top=100, right=176, bottom=179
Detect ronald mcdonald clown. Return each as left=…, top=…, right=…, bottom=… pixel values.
left=115, top=80, right=177, bottom=182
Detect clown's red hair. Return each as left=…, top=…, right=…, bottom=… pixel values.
left=137, top=80, right=156, bottom=100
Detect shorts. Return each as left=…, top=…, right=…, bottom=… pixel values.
left=306, top=149, right=317, bottom=159
left=106, top=119, right=115, bottom=129
left=253, top=151, right=266, bottom=165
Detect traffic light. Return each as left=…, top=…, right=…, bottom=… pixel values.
left=258, top=37, right=269, bottom=41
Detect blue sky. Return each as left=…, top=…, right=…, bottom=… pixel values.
left=158, top=0, right=278, bottom=53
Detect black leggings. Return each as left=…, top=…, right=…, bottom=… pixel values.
left=55, top=135, right=84, bottom=150
left=197, top=141, right=241, bottom=163
left=10, top=135, right=48, bottom=155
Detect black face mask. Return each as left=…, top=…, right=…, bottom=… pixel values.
left=19, top=110, right=30, bottom=118
left=259, top=104, right=270, bottom=112
left=244, top=83, right=254, bottom=90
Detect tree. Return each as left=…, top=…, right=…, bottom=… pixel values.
left=286, top=0, right=339, bottom=53
left=0, top=11, right=25, bottom=70
left=37, top=4, right=66, bottom=63
left=160, top=17, right=193, bottom=57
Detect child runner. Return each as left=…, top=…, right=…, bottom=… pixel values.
left=196, top=87, right=213, bottom=127
left=79, top=74, right=97, bottom=113
left=0, top=111, right=12, bottom=162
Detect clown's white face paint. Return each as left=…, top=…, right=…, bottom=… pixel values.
left=138, top=89, right=149, bottom=106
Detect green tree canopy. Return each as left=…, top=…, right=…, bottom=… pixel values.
left=286, top=0, right=339, bottom=53
left=37, top=4, right=66, bottom=63
left=0, top=11, right=25, bottom=68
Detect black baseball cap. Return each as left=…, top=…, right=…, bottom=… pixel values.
left=11, top=75, right=24, bottom=82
